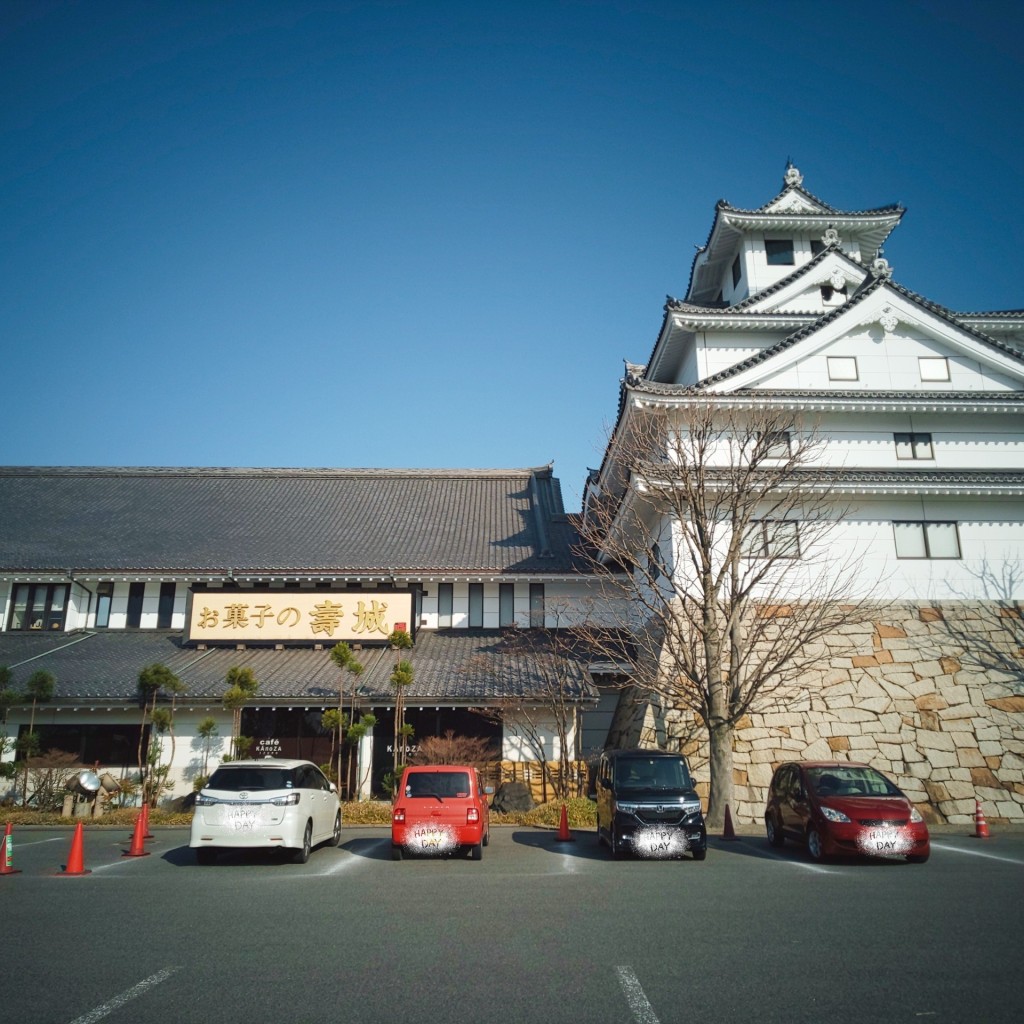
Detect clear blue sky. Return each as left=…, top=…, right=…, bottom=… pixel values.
left=3, top=1, right=1021, bottom=509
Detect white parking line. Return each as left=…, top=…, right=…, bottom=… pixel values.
left=616, top=966, right=661, bottom=1024
left=67, top=966, right=179, bottom=1024
left=8, top=836, right=64, bottom=847
left=931, top=840, right=1024, bottom=866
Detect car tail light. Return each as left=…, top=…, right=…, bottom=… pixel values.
left=467, top=807, right=479, bottom=824
left=270, top=793, right=301, bottom=806
left=393, top=807, right=405, bottom=823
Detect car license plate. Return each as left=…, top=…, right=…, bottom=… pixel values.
left=227, top=807, right=260, bottom=831
left=862, top=828, right=910, bottom=855
left=407, top=823, right=457, bottom=854
left=633, top=826, right=688, bottom=858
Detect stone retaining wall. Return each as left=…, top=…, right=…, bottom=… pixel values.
left=609, top=602, right=1024, bottom=824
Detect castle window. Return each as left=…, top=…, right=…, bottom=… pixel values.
left=893, top=521, right=960, bottom=559
left=894, top=433, right=934, bottom=460
left=919, top=357, right=950, bottom=382
left=765, top=239, right=794, bottom=266
left=742, top=521, right=801, bottom=559
left=731, top=254, right=742, bottom=287
left=827, top=356, right=858, bottom=381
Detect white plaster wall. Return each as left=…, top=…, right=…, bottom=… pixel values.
left=0, top=705, right=234, bottom=806
left=755, top=326, right=1022, bottom=392
left=502, top=710, right=575, bottom=760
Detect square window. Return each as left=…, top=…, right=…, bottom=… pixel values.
left=760, top=431, right=791, bottom=459
left=742, top=521, right=800, bottom=559
left=894, top=432, right=934, bottom=460
left=765, top=239, right=794, bottom=266
left=893, top=521, right=960, bottom=559
left=919, top=357, right=950, bottom=382
left=827, top=356, right=858, bottom=381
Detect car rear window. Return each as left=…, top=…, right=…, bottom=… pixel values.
left=405, top=771, right=471, bottom=798
left=207, top=767, right=297, bottom=791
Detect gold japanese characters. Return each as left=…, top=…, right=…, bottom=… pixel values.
left=186, top=591, right=413, bottom=644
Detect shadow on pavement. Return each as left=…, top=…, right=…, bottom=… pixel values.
left=512, top=827, right=608, bottom=860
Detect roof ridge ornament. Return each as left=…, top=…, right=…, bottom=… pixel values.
left=870, top=255, right=893, bottom=280
left=784, top=162, right=803, bottom=189
left=879, top=305, right=900, bottom=334
left=822, top=226, right=841, bottom=247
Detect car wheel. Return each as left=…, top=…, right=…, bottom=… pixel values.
left=332, top=812, right=342, bottom=847
left=766, top=814, right=784, bottom=848
left=293, top=821, right=313, bottom=864
left=392, top=844, right=403, bottom=861
left=196, top=847, right=217, bottom=866
left=469, top=842, right=483, bottom=861
left=906, top=852, right=929, bottom=864
left=691, top=847, right=707, bottom=861
left=807, top=827, right=827, bottom=863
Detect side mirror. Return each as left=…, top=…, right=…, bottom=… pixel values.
left=329, top=783, right=338, bottom=793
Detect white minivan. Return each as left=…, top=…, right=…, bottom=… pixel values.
left=190, top=758, right=341, bottom=865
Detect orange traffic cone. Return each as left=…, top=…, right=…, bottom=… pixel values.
left=722, top=804, right=740, bottom=841
left=554, top=803, right=575, bottom=842
left=141, top=801, right=154, bottom=839
left=0, top=822, right=22, bottom=875
left=972, top=799, right=990, bottom=839
left=61, top=821, right=91, bottom=875
left=123, top=812, right=150, bottom=858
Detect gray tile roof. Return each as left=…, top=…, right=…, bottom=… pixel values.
left=689, top=276, right=1024, bottom=391
left=0, top=628, right=598, bottom=705
left=0, top=466, right=585, bottom=576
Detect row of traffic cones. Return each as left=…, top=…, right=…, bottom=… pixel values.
left=0, top=803, right=155, bottom=876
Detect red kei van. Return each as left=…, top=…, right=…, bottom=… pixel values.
left=391, top=765, right=492, bottom=860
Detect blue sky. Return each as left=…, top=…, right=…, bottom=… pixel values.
left=2, top=1, right=1022, bottom=509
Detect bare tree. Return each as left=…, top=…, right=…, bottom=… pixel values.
left=927, top=562, right=1023, bottom=692
left=579, top=401, right=881, bottom=827
left=467, top=629, right=593, bottom=801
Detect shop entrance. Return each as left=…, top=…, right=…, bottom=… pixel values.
left=370, top=707, right=501, bottom=797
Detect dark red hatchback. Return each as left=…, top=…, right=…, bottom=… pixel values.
left=765, top=761, right=930, bottom=863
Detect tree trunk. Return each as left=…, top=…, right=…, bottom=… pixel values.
left=705, top=717, right=734, bottom=831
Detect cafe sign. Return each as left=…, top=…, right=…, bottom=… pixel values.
left=187, top=590, right=413, bottom=644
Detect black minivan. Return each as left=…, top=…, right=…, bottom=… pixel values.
left=594, top=749, right=707, bottom=860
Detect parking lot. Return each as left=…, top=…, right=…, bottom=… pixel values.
left=3, top=824, right=1023, bottom=1023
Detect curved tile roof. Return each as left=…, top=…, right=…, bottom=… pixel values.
left=0, top=628, right=598, bottom=704
left=0, top=466, right=585, bottom=576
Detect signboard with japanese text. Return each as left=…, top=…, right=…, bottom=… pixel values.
left=186, top=590, right=414, bottom=645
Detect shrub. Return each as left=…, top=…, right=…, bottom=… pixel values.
left=409, top=730, right=496, bottom=767
left=341, top=800, right=393, bottom=825
left=522, top=797, right=597, bottom=830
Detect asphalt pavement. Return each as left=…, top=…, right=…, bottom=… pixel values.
left=2, top=824, right=1023, bottom=1023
